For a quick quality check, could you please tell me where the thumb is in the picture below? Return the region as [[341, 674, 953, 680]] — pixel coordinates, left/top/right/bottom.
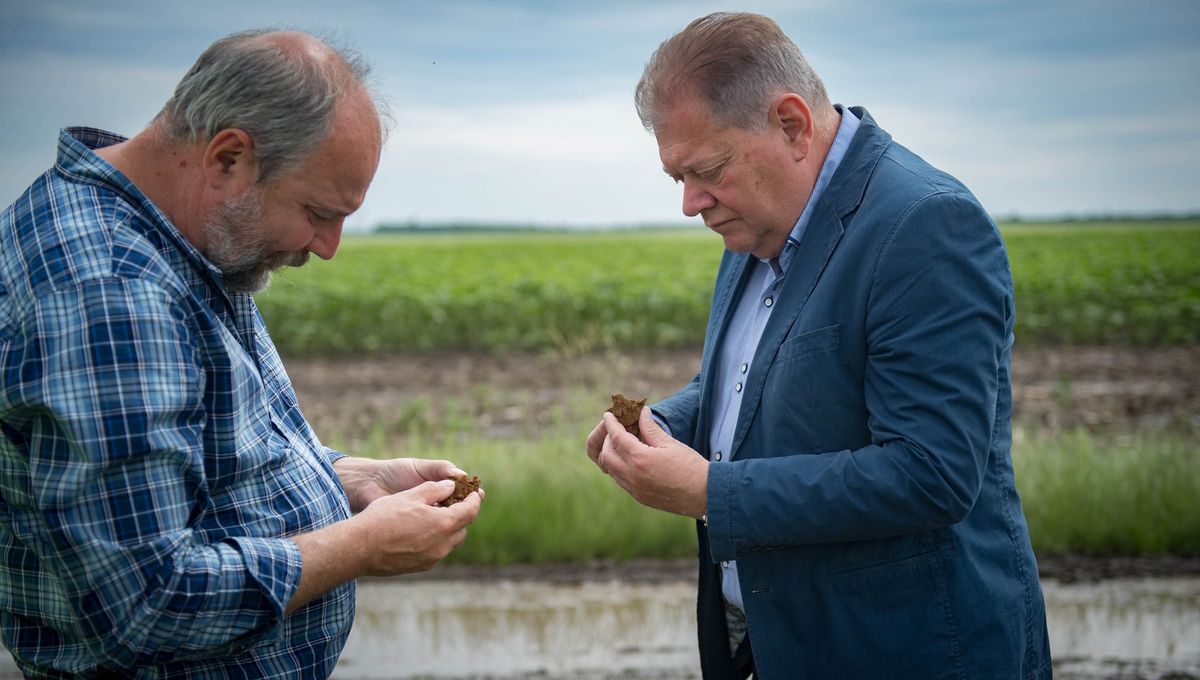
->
[[409, 479, 456, 505], [638, 406, 672, 446]]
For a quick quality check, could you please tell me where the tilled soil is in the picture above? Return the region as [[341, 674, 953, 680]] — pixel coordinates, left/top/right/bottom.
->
[[286, 346, 1200, 445]]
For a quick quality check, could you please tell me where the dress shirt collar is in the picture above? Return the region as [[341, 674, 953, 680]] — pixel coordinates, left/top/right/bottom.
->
[[764, 105, 862, 282]]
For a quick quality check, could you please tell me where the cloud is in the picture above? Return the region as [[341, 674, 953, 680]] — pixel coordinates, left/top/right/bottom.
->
[[357, 93, 686, 229]]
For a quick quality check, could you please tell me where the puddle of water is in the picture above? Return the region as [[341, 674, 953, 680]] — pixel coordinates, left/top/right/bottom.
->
[[1044, 577, 1200, 679], [2, 576, 1197, 679], [333, 579, 700, 678], [332, 576, 1200, 680]]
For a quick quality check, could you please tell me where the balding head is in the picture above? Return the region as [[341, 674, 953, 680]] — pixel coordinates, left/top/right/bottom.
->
[[635, 12, 836, 134], [157, 29, 384, 183]]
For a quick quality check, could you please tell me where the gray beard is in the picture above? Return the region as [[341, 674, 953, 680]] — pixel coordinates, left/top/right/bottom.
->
[[203, 189, 309, 294]]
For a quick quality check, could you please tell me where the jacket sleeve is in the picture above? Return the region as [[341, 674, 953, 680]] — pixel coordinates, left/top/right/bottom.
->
[[0, 278, 301, 667], [650, 373, 702, 448], [706, 193, 1013, 561]]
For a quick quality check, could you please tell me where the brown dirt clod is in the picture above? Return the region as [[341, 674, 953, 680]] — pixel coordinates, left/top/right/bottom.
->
[[608, 393, 646, 439], [438, 474, 481, 507]]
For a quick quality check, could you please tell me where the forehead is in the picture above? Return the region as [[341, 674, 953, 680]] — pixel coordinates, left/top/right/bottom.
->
[[279, 97, 381, 210], [654, 98, 736, 171]]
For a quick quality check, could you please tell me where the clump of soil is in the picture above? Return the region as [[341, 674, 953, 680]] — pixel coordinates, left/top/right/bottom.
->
[[439, 474, 481, 507], [608, 393, 646, 439]]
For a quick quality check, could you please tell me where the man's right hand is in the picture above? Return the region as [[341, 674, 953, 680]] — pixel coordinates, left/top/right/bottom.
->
[[286, 479, 482, 613]]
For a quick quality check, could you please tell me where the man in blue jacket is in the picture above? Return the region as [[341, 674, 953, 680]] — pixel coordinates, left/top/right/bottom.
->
[[587, 12, 1051, 679]]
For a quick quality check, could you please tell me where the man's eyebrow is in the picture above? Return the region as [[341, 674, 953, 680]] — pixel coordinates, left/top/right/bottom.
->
[[310, 203, 355, 218], [664, 154, 729, 177]]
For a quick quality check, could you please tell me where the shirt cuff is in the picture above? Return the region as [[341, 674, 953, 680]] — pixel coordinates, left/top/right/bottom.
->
[[227, 536, 303, 619], [651, 412, 673, 439]]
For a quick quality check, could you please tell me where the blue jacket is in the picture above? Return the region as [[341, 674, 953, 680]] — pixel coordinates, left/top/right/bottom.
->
[[653, 109, 1052, 679]]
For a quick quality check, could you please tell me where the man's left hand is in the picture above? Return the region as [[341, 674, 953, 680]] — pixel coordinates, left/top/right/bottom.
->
[[334, 457, 470, 513], [591, 407, 708, 519]]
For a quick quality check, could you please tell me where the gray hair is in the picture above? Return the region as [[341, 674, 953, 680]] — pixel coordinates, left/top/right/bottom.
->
[[158, 29, 385, 183], [635, 12, 833, 132]]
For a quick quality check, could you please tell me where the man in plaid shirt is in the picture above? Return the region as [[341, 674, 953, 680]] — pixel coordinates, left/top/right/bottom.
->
[[0, 30, 483, 678]]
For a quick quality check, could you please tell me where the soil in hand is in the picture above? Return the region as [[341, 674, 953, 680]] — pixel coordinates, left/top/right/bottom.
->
[[439, 474, 481, 507], [608, 393, 646, 439]]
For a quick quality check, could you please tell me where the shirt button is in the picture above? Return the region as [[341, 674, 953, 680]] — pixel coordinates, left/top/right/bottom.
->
[[735, 382, 743, 393], [740, 362, 748, 374], [764, 296, 774, 307], [714, 451, 723, 461], [722, 561, 730, 568]]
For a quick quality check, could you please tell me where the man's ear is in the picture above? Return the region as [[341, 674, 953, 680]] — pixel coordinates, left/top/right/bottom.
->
[[201, 128, 258, 192], [770, 93, 814, 161]]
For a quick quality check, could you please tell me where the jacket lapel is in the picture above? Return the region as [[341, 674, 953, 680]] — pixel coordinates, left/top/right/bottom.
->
[[728, 107, 891, 457], [730, 205, 844, 457]]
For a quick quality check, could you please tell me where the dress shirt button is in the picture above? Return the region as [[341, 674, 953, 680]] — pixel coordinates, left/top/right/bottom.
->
[[740, 362, 748, 373], [722, 561, 730, 568], [735, 382, 743, 393], [714, 451, 723, 461], [764, 296, 774, 307]]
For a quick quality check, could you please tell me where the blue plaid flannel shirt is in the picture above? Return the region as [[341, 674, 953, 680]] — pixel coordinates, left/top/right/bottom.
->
[[0, 128, 354, 678]]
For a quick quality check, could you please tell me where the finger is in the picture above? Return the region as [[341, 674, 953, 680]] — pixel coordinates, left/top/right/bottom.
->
[[602, 412, 642, 457], [638, 407, 671, 446], [597, 429, 622, 475], [602, 411, 630, 440], [408, 479, 457, 505], [586, 420, 606, 461], [446, 490, 483, 524], [414, 458, 466, 480]]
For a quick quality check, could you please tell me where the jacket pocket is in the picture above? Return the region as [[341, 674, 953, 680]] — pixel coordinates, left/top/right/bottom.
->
[[818, 544, 963, 677], [775, 323, 840, 365]]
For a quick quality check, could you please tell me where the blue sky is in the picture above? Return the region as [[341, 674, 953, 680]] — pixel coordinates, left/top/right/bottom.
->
[[2, 0, 1198, 230]]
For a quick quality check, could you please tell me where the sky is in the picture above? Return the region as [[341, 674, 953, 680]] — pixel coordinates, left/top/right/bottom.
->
[[2, 0, 1198, 231]]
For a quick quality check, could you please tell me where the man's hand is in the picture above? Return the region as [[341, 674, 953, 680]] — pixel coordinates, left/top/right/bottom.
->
[[587, 407, 708, 519], [334, 457, 473, 513], [287, 478, 482, 613], [351, 479, 482, 576]]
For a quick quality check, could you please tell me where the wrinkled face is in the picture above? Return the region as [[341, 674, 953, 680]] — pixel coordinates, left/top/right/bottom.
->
[[655, 96, 802, 259], [205, 93, 381, 294]]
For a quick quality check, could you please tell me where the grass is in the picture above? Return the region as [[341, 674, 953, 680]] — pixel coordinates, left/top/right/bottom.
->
[[1014, 427, 1200, 555], [340, 408, 1200, 563]]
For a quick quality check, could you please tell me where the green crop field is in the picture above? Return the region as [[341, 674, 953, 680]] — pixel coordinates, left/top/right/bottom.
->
[[259, 220, 1200, 357]]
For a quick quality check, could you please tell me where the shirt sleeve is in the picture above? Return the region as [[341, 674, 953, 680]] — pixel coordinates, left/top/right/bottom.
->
[[1, 277, 301, 667]]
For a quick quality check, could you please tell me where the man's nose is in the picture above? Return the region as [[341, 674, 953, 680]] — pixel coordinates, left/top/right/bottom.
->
[[308, 220, 344, 260], [681, 180, 716, 217]]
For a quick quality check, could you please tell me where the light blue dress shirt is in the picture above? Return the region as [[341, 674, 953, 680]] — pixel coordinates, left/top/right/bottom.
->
[[708, 106, 861, 610]]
